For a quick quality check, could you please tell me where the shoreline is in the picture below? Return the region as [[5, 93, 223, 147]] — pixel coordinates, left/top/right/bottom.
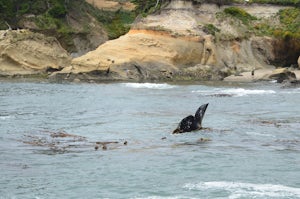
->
[[224, 68, 300, 82], [1, 66, 300, 85]]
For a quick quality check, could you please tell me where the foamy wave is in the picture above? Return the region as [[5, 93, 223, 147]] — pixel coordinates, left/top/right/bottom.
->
[[184, 181, 300, 198], [122, 83, 176, 89], [0, 115, 13, 120], [133, 197, 181, 199], [193, 88, 276, 97], [281, 88, 300, 94], [224, 88, 276, 96]]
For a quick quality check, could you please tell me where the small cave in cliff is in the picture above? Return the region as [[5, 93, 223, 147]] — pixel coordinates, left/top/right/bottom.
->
[[272, 38, 300, 67]]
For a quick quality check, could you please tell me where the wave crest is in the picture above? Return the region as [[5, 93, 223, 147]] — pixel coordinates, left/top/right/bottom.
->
[[122, 83, 176, 89], [184, 181, 300, 198], [193, 88, 276, 97]]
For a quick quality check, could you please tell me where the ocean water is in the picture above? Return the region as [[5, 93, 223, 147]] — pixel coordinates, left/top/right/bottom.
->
[[1, 81, 300, 199]]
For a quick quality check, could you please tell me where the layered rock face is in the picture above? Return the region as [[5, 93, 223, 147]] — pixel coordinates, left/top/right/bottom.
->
[[2, 1, 297, 82], [0, 30, 71, 76], [56, 30, 206, 81], [53, 0, 289, 82]]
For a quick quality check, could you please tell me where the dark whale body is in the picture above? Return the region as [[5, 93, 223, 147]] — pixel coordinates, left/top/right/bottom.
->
[[173, 103, 209, 134]]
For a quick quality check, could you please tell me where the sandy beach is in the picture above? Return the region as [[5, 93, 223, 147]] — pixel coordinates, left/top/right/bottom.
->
[[224, 68, 300, 82]]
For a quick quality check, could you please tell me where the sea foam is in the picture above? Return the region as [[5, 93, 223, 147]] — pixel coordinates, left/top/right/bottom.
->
[[223, 88, 276, 96], [133, 197, 182, 199], [193, 88, 276, 97], [122, 83, 176, 89], [184, 181, 300, 198], [0, 115, 13, 120]]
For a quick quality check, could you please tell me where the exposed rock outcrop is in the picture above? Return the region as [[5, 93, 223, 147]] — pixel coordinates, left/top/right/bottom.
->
[[51, 1, 291, 82], [2, 1, 299, 83], [15, 1, 110, 56], [267, 68, 296, 83], [0, 30, 71, 76], [52, 30, 206, 82]]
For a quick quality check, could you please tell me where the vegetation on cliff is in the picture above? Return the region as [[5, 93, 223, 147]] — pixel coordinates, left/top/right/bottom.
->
[[0, 0, 136, 51], [1, 0, 299, 41], [142, 0, 300, 6], [217, 5, 299, 66], [224, 7, 257, 24], [219, 6, 300, 39], [249, 0, 300, 6], [88, 7, 136, 39], [1, 0, 299, 81]]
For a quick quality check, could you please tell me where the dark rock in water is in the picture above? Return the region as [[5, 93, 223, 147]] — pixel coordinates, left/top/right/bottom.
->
[[102, 145, 108, 150], [268, 68, 296, 83], [281, 80, 300, 88], [208, 93, 233, 97], [95, 141, 120, 150], [197, 138, 212, 143], [95, 141, 119, 145]]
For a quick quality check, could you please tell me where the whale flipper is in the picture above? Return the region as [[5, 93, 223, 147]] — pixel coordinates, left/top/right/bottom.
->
[[173, 103, 209, 134], [195, 103, 209, 127]]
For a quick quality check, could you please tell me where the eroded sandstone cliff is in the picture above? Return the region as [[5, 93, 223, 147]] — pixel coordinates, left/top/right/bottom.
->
[[0, 30, 71, 76], [51, 1, 298, 82], [1, 0, 299, 82]]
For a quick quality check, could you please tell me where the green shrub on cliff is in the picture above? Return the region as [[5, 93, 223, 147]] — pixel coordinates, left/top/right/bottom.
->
[[103, 11, 136, 39], [253, 7, 300, 39], [86, 3, 136, 39], [132, 0, 159, 15], [48, 4, 67, 18], [274, 8, 300, 39], [0, 0, 69, 29], [249, 0, 300, 6], [0, 0, 137, 50], [224, 7, 257, 25], [279, 8, 300, 36], [203, 24, 221, 36]]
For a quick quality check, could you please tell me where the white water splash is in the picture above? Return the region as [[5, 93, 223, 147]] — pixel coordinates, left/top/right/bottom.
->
[[224, 88, 276, 96], [0, 115, 13, 120], [133, 197, 181, 199], [193, 88, 276, 97], [122, 83, 176, 89], [281, 88, 300, 94], [184, 181, 300, 198]]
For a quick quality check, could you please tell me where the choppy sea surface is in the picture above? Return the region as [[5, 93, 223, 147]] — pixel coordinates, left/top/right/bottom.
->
[[1, 81, 300, 199]]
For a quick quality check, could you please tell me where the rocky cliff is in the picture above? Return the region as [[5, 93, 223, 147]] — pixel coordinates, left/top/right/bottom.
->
[[51, 1, 299, 82], [0, 0, 136, 57], [1, 0, 299, 82], [0, 30, 71, 76]]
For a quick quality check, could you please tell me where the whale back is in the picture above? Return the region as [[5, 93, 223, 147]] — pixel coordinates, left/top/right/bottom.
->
[[173, 115, 194, 134]]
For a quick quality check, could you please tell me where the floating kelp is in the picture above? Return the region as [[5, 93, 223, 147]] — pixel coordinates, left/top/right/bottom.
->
[[21, 130, 127, 154]]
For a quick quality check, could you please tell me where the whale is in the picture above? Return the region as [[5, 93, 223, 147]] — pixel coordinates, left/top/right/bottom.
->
[[173, 103, 209, 134]]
